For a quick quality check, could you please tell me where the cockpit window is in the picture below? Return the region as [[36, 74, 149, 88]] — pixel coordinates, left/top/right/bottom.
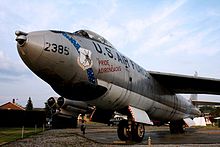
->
[[50, 30, 64, 34], [74, 30, 114, 48], [74, 30, 90, 38]]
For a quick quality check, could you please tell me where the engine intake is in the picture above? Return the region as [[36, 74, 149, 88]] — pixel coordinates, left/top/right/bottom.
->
[[47, 97, 57, 109]]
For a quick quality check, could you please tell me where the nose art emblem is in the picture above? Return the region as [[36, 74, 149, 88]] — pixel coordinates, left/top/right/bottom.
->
[[62, 32, 96, 84], [77, 47, 93, 70]]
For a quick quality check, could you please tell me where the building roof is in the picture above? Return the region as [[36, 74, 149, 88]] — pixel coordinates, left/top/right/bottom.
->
[[0, 102, 25, 110]]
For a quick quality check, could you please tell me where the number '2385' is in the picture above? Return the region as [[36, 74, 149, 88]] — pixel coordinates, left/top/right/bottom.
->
[[44, 42, 70, 55]]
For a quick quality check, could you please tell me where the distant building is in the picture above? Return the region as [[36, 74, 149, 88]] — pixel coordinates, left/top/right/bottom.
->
[[0, 99, 25, 110]]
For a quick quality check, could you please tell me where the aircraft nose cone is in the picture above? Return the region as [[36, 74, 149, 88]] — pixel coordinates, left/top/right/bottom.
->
[[16, 30, 45, 68]]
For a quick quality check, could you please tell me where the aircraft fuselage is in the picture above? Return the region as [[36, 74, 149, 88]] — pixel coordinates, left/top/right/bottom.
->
[[16, 30, 200, 123]]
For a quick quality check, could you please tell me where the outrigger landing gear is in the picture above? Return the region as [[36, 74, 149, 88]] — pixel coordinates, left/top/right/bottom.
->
[[117, 119, 145, 142]]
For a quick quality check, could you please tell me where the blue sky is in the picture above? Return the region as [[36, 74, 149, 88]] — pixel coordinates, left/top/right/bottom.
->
[[0, 0, 220, 107]]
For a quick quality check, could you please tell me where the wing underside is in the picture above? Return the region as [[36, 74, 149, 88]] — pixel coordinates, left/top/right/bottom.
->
[[149, 71, 220, 95]]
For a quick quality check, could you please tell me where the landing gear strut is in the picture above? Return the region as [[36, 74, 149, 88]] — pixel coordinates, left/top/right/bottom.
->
[[52, 114, 77, 129], [169, 120, 185, 134], [80, 114, 86, 135], [117, 120, 145, 142]]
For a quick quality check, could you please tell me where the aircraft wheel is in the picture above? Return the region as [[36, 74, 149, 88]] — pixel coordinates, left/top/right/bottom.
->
[[117, 120, 130, 141], [132, 123, 145, 142]]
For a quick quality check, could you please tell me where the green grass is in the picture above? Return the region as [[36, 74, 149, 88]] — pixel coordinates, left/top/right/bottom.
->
[[0, 127, 43, 145]]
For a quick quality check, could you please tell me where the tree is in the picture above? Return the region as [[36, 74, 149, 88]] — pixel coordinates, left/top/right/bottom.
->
[[199, 106, 215, 114], [26, 97, 33, 110], [210, 107, 220, 118]]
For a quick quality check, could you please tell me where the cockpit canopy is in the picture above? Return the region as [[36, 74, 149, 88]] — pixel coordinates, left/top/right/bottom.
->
[[74, 30, 114, 48]]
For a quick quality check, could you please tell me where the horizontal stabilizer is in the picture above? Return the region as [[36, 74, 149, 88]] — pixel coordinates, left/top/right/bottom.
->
[[128, 106, 153, 125]]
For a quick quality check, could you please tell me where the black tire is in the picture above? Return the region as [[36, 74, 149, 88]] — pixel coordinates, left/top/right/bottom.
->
[[132, 123, 145, 142], [117, 120, 129, 141]]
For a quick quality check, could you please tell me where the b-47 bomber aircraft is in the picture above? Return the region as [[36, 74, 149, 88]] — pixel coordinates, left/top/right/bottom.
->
[[15, 29, 220, 142]]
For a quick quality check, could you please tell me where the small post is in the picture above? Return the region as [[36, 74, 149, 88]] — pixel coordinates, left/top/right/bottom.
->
[[43, 124, 45, 132], [21, 126, 24, 138], [148, 136, 151, 147], [80, 114, 86, 135], [35, 124, 37, 133]]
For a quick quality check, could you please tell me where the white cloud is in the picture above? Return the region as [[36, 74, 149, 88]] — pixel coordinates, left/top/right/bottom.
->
[[165, 25, 220, 56], [1, 0, 220, 107], [0, 50, 29, 80], [117, 0, 220, 59], [207, 9, 220, 17]]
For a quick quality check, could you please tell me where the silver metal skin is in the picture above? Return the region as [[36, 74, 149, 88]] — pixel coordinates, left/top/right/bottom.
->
[[47, 96, 93, 118], [15, 30, 202, 123]]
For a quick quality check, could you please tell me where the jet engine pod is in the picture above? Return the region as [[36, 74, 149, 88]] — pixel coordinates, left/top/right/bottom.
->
[[47, 97, 58, 109], [57, 97, 65, 108], [57, 97, 89, 110]]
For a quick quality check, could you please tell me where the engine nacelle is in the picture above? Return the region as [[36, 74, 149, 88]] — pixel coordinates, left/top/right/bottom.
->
[[58, 108, 75, 117], [57, 97, 89, 110], [52, 110, 78, 128], [47, 97, 59, 109], [47, 97, 94, 115]]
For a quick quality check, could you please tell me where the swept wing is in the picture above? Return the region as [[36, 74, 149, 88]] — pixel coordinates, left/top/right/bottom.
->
[[149, 71, 220, 95]]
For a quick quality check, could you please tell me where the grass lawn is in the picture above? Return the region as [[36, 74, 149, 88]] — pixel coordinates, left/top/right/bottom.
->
[[0, 127, 43, 145]]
